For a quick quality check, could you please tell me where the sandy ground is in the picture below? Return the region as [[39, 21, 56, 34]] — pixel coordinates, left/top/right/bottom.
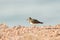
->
[[0, 24, 60, 40]]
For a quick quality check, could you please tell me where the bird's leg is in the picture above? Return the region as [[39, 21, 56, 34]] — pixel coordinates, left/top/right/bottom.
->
[[31, 24, 36, 27]]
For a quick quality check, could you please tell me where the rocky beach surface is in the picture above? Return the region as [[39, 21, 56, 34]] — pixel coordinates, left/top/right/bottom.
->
[[0, 24, 60, 40]]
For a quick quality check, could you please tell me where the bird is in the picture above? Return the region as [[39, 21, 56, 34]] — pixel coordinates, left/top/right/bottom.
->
[[27, 17, 43, 25]]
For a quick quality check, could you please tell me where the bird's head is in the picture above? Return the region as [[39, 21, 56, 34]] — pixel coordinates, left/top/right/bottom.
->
[[29, 17, 32, 20], [27, 17, 32, 21]]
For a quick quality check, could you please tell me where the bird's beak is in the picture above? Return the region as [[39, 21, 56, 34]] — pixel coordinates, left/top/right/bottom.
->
[[27, 19, 28, 21]]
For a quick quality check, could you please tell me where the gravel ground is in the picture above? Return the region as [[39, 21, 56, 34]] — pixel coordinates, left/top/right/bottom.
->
[[0, 24, 60, 40]]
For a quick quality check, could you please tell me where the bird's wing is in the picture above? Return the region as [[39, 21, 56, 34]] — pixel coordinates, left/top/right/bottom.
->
[[32, 19, 43, 24], [32, 19, 40, 23]]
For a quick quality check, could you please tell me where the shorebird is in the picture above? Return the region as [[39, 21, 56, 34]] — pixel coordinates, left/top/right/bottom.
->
[[27, 17, 43, 25]]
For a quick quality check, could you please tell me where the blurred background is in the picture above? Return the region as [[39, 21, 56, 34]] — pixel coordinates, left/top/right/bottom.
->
[[0, 0, 60, 27]]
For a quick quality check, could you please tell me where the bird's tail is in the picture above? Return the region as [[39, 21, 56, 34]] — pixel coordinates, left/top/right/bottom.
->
[[40, 22, 43, 24]]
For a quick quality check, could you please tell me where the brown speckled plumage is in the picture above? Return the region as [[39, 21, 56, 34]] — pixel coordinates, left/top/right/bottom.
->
[[28, 17, 43, 24]]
